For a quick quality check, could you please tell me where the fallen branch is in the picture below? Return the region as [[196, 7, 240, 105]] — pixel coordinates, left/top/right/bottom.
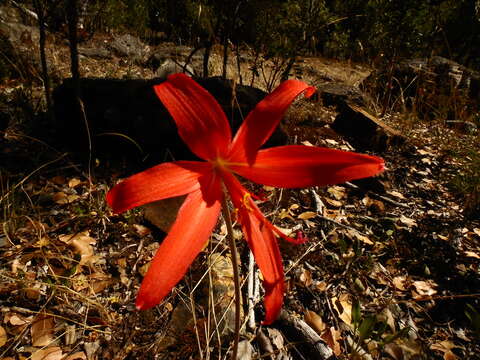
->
[[276, 310, 335, 359]]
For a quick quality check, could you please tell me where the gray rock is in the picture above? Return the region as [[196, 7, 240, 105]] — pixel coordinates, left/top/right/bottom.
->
[[108, 34, 150, 61], [155, 58, 195, 80]]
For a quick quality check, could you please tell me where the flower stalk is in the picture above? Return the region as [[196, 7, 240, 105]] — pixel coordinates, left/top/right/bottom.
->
[[221, 194, 241, 360]]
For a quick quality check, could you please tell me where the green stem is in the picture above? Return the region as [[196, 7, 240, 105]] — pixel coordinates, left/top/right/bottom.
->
[[221, 195, 241, 360]]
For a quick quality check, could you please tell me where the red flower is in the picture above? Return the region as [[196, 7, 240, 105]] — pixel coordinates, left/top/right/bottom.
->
[[106, 74, 384, 324]]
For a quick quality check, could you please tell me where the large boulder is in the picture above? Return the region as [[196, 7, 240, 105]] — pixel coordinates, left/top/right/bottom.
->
[[331, 102, 405, 152], [52, 76, 286, 162]]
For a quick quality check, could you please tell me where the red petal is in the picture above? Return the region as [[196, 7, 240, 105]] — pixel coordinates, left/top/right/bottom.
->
[[228, 81, 315, 164], [230, 145, 384, 188], [107, 161, 211, 213], [154, 74, 231, 160], [222, 172, 285, 324], [136, 177, 222, 310]]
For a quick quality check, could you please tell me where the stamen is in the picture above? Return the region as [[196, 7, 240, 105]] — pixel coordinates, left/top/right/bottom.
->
[[242, 193, 253, 211]]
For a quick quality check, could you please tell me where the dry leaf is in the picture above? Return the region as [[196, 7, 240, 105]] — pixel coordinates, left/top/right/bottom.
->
[[444, 351, 459, 360], [325, 197, 343, 207], [473, 228, 480, 237], [332, 293, 352, 325], [68, 178, 82, 188], [89, 272, 112, 293], [304, 310, 326, 334], [297, 211, 317, 220], [279, 208, 294, 220], [387, 190, 406, 200], [362, 196, 385, 212], [347, 229, 374, 245], [384, 343, 404, 360], [327, 186, 346, 200], [64, 352, 87, 360], [237, 340, 253, 360], [0, 325, 7, 347], [299, 268, 312, 287], [315, 280, 327, 292], [53, 192, 80, 204], [380, 308, 396, 332], [321, 327, 342, 356], [430, 340, 458, 355], [5, 313, 31, 326], [31, 347, 63, 360], [392, 276, 407, 291], [31, 315, 54, 346], [412, 280, 437, 298], [59, 231, 96, 265], [464, 251, 480, 259], [133, 224, 151, 236], [398, 215, 417, 228]]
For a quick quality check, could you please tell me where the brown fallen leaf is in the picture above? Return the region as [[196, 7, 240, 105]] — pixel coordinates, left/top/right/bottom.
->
[[327, 186, 346, 200], [31, 315, 55, 347], [304, 310, 326, 335], [430, 340, 460, 360], [331, 293, 352, 326], [64, 352, 87, 360], [387, 190, 406, 200], [0, 325, 7, 347], [346, 229, 374, 245], [392, 275, 408, 291], [398, 215, 417, 228], [297, 211, 317, 220], [325, 197, 343, 207], [59, 231, 97, 265], [464, 251, 480, 259], [132, 224, 151, 236], [299, 268, 312, 287], [68, 178, 82, 188], [321, 327, 342, 356], [53, 192, 80, 204], [412, 280, 438, 298], [5, 312, 31, 326], [31, 347, 63, 360]]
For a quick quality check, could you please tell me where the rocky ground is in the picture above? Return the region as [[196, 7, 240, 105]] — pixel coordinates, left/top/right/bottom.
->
[[1, 5, 480, 360]]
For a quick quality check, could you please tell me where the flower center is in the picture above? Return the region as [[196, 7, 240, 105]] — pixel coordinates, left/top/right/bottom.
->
[[211, 157, 230, 170]]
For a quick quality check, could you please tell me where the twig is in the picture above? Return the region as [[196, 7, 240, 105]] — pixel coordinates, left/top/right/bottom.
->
[[344, 182, 409, 208], [309, 188, 367, 234], [247, 250, 257, 330], [0, 153, 67, 204], [221, 195, 241, 360], [318, 213, 366, 234]]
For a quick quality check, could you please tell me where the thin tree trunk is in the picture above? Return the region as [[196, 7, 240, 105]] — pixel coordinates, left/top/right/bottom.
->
[[66, 0, 80, 85], [33, 0, 52, 115], [235, 42, 243, 85], [203, 40, 211, 77], [222, 35, 228, 79]]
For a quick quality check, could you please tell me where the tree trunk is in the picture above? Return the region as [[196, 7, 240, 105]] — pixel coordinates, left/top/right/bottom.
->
[[66, 0, 80, 84], [33, 0, 52, 115]]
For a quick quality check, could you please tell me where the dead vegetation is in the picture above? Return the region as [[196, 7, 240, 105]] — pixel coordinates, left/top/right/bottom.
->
[[1, 23, 480, 360]]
